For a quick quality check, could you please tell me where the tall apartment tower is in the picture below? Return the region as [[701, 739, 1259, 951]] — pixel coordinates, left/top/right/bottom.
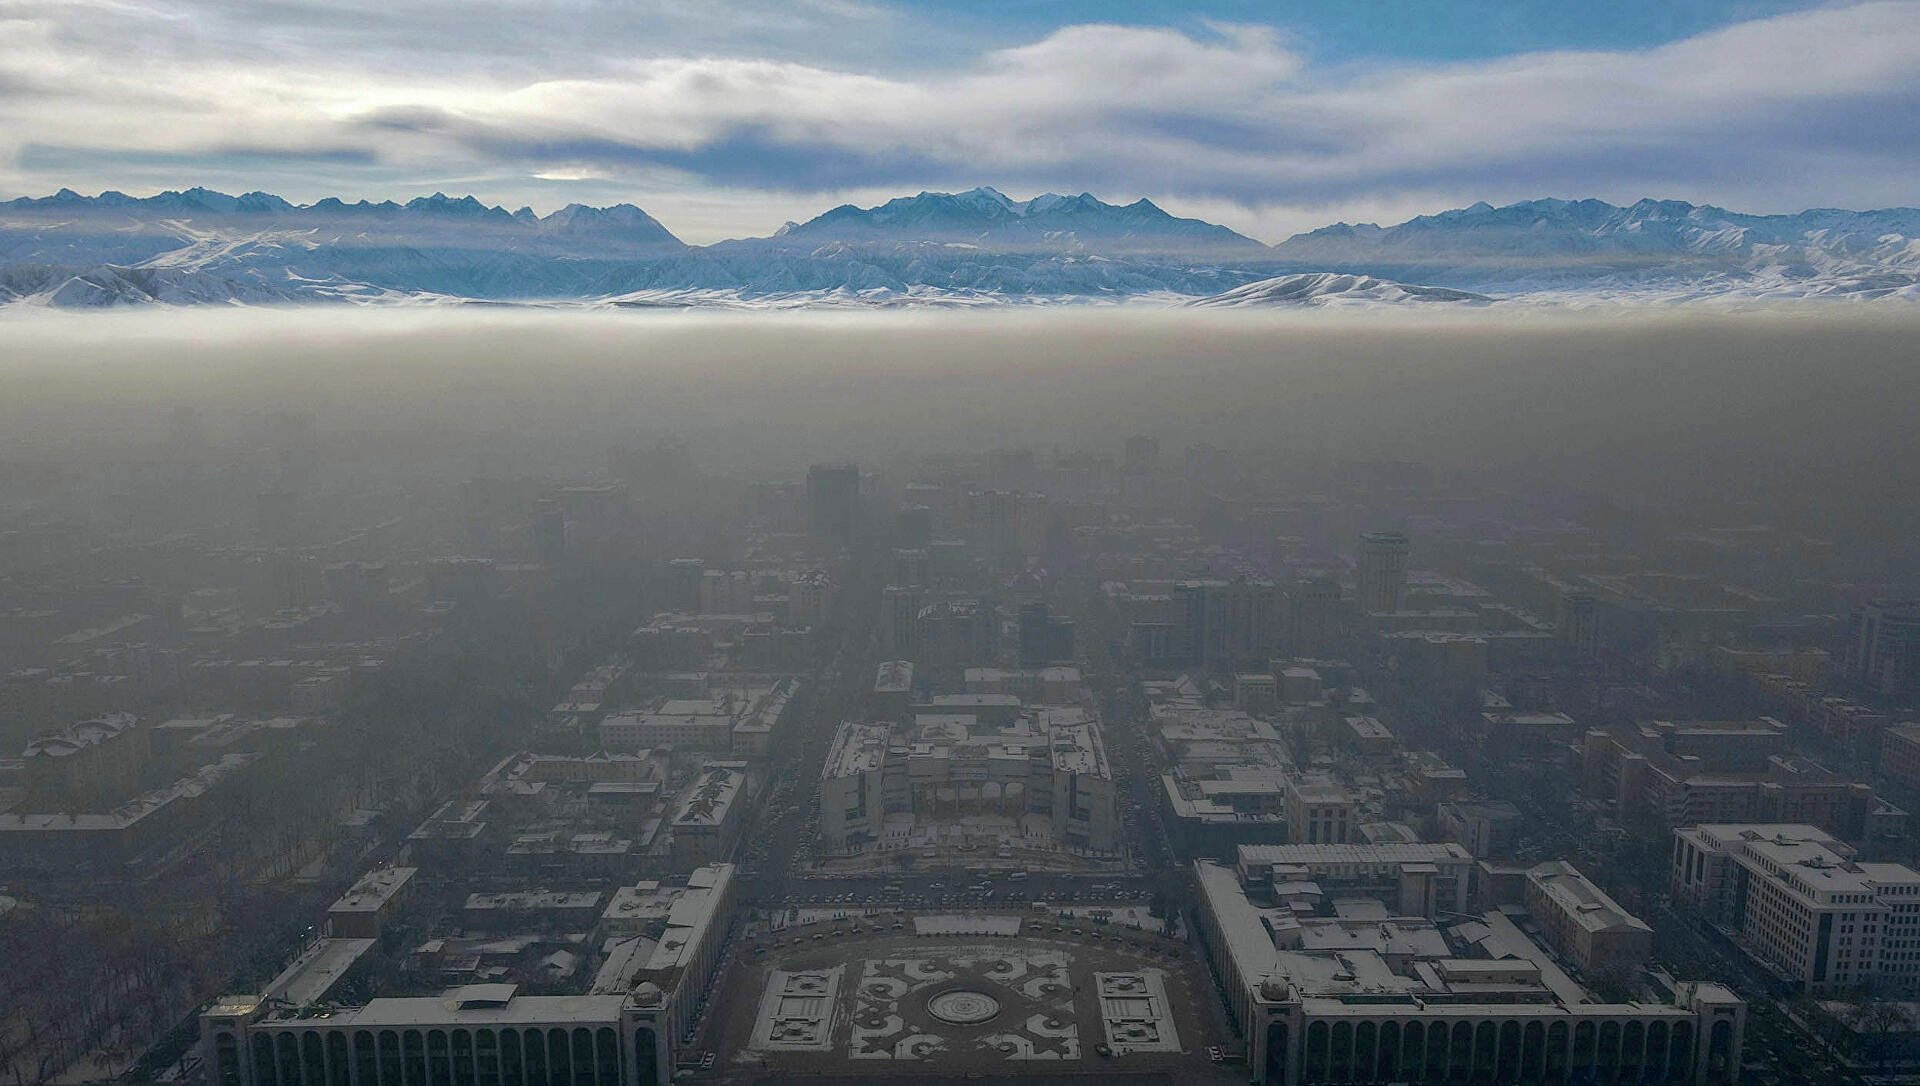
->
[[1123, 434, 1160, 475], [1355, 531, 1409, 614], [666, 557, 705, 612], [1557, 590, 1601, 659], [1852, 599, 1920, 695], [806, 463, 860, 541], [1285, 575, 1342, 657]]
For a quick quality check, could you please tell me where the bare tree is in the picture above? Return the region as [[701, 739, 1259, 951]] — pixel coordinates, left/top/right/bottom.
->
[[1842, 996, 1913, 1071]]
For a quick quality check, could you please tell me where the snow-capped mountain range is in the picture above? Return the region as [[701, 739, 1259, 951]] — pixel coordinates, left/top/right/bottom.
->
[[1188, 273, 1491, 308], [1269, 197, 1920, 301], [771, 186, 1266, 258], [3, 187, 1918, 309]]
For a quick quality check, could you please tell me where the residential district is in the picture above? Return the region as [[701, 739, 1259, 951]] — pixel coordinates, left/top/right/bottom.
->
[[5, 434, 1920, 1086]]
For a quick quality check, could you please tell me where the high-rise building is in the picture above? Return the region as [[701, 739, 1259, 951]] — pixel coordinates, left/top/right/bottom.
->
[[1556, 591, 1600, 659], [1356, 531, 1410, 614], [892, 547, 929, 587], [1174, 578, 1283, 667], [1285, 575, 1342, 658], [1850, 599, 1920, 695], [895, 505, 933, 548], [1123, 434, 1160, 475], [665, 557, 704, 613], [1017, 601, 1075, 666], [787, 569, 834, 629], [805, 463, 860, 540], [880, 585, 925, 657], [532, 499, 566, 566]]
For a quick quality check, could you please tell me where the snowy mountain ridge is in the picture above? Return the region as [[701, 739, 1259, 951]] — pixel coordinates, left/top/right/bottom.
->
[[1188, 273, 1492, 308], [4, 189, 1920, 309], [765, 186, 1267, 257]]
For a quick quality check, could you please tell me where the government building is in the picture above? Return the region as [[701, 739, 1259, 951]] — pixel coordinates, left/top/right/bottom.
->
[[1195, 847, 1745, 1085], [198, 865, 736, 1086]]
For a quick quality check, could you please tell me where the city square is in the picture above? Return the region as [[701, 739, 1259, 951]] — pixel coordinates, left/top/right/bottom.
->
[[705, 921, 1229, 1080]]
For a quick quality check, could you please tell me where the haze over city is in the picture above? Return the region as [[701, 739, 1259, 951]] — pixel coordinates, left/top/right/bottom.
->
[[4, 4, 1920, 1086]]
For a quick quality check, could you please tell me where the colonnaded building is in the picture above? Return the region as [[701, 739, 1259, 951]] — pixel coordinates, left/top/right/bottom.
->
[[198, 865, 736, 1086], [1195, 847, 1746, 1086]]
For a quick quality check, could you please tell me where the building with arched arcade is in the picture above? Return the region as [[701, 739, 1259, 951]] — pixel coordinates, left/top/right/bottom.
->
[[199, 865, 736, 1086]]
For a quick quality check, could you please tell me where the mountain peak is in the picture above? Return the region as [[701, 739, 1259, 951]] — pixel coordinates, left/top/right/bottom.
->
[[768, 187, 1264, 255]]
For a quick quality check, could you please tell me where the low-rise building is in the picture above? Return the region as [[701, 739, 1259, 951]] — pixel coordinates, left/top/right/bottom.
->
[[1235, 673, 1278, 715], [1882, 724, 1920, 790], [1236, 842, 1474, 918], [1479, 711, 1583, 750], [463, 890, 604, 931], [1437, 799, 1522, 859], [1523, 861, 1654, 981], [818, 707, 1120, 854], [327, 866, 418, 938], [667, 762, 748, 870], [1583, 723, 1876, 837], [1160, 773, 1291, 858], [727, 678, 798, 759], [600, 702, 736, 754], [962, 666, 1082, 705], [1285, 777, 1356, 845], [21, 711, 146, 811], [599, 684, 794, 757], [0, 751, 262, 873], [1341, 716, 1397, 756]]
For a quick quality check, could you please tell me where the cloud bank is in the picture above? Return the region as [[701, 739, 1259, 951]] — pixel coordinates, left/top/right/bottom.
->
[[1, 1, 1918, 240]]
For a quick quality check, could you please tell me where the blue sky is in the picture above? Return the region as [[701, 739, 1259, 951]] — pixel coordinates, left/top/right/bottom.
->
[[895, 0, 1814, 63], [1, 0, 1915, 243]]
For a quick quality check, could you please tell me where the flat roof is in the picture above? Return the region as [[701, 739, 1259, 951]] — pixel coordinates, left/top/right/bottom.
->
[[824, 722, 891, 778], [306, 993, 627, 1028], [1194, 860, 1289, 994], [330, 867, 417, 914], [1050, 722, 1110, 778], [643, 864, 733, 977], [873, 660, 914, 693], [22, 713, 137, 758], [671, 765, 745, 828], [264, 939, 376, 1008], [1240, 842, 1471, 867], [1288, 778, 1352, 805], [1345, 716, 1395, 739], [602, 710, 734, 730], [465, 891, 602, 911], [1527, 862, 1651, 935]]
